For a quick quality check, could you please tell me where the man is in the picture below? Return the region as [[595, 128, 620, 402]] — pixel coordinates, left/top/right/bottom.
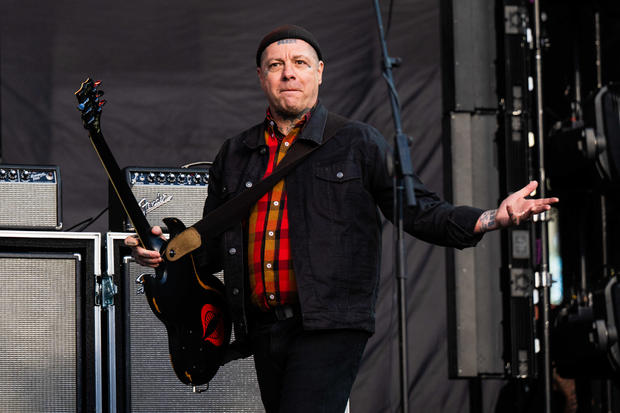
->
[[127, 25, 558, 413]]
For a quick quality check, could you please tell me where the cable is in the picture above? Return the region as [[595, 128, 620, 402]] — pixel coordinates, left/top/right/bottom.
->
[[180, 161, 213, 169], [65, 207, 109, 232]]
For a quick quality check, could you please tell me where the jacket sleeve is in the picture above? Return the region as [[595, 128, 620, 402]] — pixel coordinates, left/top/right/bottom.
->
[[365, 126, 484, 249]]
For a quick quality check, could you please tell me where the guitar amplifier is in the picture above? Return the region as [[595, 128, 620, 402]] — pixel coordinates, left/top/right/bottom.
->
[[109, 166, 210, 233], [0, 165, 62, 230], [105, 233, 262, 412]]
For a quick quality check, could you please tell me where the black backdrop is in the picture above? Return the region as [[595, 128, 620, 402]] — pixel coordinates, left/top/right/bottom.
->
[[1, 1, 497, 411]]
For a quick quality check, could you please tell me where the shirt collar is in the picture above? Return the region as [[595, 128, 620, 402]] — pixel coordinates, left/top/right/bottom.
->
[[243, 101, 327, 149]]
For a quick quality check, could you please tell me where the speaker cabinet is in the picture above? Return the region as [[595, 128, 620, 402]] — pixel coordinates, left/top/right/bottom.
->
[[446, 113, 504, 378], [0, 231, 102, 413], [0, 165, 62, 230], [105, 233, 262, 413]]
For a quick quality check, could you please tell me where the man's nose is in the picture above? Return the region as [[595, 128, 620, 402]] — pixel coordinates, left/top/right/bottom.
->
[[281, 63, 296, 79]]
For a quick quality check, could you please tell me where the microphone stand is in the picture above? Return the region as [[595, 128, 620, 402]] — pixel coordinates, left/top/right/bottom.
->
[[373, 1, 417, 412], [532, 0, 552, 411]]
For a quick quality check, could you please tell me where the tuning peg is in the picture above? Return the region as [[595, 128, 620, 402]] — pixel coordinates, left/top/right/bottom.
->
[[77, 97, 89, 111]]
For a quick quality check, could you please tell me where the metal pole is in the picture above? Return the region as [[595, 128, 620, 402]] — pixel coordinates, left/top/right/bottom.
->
[[532, 1, 552, 412], [372, 1, 417, 411], [595, 12, 602, 90], [394, 177, 408, 413]]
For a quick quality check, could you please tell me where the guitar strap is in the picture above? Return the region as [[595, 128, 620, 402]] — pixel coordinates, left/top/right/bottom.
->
[[164, 112, 349, 261]]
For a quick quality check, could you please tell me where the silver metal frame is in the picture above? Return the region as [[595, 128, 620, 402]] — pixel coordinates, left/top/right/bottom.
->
[[105, 231, 170, 413], [0, 230, 102, 413]]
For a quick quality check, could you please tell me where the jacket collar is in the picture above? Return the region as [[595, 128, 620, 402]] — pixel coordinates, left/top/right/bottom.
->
[[242, 101, 327, 149], [298, 102, 327, 146]]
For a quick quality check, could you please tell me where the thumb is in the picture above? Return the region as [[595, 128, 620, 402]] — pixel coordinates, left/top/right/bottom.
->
[[517, 181, 538, 197]]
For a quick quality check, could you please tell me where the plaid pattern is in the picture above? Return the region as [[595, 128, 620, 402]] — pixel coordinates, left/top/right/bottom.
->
[[247, 110, 309, 311]]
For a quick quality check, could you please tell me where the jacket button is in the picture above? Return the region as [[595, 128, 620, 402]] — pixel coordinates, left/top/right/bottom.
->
[[228, 247, 237, 255], [222, 185, 228, 193], [336, 171, 344, 179], [245, 181, 253, 188], [232, 288, 240, 296]]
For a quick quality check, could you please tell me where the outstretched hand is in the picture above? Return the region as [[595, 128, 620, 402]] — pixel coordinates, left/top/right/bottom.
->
[[475, 181, 559, 233]]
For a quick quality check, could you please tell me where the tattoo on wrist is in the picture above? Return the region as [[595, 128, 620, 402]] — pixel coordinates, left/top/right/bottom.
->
[[479, 209, 497, 231]]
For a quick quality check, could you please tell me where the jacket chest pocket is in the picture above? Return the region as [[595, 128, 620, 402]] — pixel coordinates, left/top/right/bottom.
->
[[313, 160, 364, 216]]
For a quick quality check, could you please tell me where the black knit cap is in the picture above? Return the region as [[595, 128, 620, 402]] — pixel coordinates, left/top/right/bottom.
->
[[256, 24, 323, 67]]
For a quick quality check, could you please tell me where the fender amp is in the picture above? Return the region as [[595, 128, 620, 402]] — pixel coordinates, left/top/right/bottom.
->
[[105, 232, 262, 412], [0, 165, 62, 230], [109, 166, 210, 232]]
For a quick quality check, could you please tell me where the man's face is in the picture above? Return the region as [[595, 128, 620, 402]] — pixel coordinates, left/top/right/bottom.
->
[[257, 39, 324, 119]]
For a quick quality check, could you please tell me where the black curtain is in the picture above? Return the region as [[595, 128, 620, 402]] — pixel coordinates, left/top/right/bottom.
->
[[1, 0, 480, 411]]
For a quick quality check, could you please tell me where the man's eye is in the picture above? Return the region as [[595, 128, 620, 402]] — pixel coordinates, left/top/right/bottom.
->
[[295, 60, 307, 65]]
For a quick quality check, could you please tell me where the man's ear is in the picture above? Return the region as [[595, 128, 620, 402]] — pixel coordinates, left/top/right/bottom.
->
[[317, 61, 324, 85], [257, 66, 267, 92]]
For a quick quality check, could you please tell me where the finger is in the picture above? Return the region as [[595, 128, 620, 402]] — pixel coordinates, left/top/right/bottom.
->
[[135, 259, 160, 268], [151, 226, 163, 236], [517, 180, 538, 197], [136, 257, 162, 267], [529, 204, 552, 215], [133, 248, 161, 259], [124, 235, 140, 247], [132, 249, 162, 267], [536, 197, 559, 205]]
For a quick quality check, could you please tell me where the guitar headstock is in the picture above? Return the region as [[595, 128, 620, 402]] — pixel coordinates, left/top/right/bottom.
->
[[75, 77, 105, 134]]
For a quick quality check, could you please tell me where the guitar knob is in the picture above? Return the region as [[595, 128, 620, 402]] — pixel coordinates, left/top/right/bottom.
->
[[147, 172, 156, 183], [167, 173, 176, 183], [178, 173, 186, 183], [20, 170, 30, 181], [0, 169, 6, 179], [157, 173, 166, 183], [195, 173, 202, 183], [8, 169, 17, 180]]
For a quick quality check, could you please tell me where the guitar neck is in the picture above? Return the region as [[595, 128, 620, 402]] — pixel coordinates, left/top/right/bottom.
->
[[89, 130, 157, 250]]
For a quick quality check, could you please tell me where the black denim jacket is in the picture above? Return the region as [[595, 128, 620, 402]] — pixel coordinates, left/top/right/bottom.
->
[[200, 102, 484, 343]]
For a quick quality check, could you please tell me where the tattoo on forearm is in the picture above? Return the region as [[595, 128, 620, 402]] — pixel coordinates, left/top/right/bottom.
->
[[479, 209, 497, 232]]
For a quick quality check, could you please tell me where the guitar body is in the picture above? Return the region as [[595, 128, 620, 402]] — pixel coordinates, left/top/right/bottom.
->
[[75, 78, 231, 386], [144, 218, 231, 385]]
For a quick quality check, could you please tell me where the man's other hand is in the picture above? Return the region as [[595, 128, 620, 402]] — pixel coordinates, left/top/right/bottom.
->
[[123, 226, 165, 267]]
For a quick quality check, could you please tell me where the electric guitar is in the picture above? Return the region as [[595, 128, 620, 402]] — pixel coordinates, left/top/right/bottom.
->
[[75, 78, 231, 386]]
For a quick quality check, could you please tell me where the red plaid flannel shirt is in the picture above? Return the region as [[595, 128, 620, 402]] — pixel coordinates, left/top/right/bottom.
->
[[246, 109, 309, 311]]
